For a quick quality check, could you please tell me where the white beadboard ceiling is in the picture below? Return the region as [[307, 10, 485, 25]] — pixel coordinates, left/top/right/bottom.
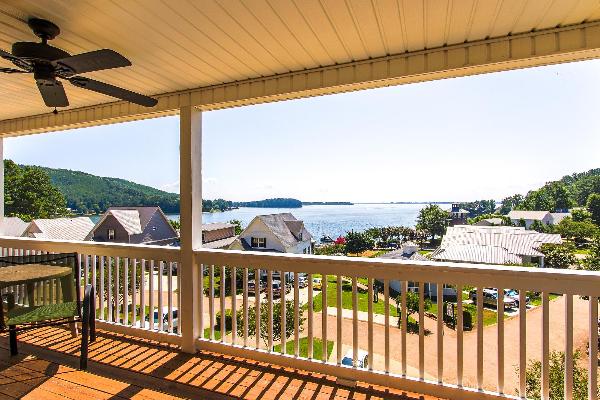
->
[[1, 0, 599, 122]]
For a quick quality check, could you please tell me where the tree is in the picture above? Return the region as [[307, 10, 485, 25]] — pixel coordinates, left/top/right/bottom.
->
[[587, 193, 600, 226], [4, 160, 69, 221], [572, 208, 592, 222], [579, 236, 600, 271], [467, 214, 512, 226], [395, 291, 431, 332], [521, 350, 594, 400], [344, 231, 374, 255], [416, 204, 448, 241], [555, 217, 599, 246], [228, 219, 243, 235], [498, 194, 524, 215], [168, 219, 181, 231], [540, 243, 577, 269], [237, 300, 305, 347]]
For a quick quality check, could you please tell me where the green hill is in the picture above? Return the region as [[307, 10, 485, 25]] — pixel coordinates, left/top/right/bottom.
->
[[37, 166, 180, 215]]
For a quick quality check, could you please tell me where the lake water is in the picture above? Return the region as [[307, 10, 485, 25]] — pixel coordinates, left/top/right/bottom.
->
[[166, 203, 433, 240]]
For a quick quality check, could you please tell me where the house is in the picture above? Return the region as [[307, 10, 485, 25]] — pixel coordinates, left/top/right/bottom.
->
[[430, 225, 562, 267], [507, 210, 553, 228], [550, 212, 571, 225], [0, 217, 29, 237], [23, 217, 95, 241], [377, 242, 456, 300], [201, 223, 237, 249], [447, 204, 469, 226], [474, 217, 504, 226], [86, 206, 178, 245], [229, 213, 312, 254]]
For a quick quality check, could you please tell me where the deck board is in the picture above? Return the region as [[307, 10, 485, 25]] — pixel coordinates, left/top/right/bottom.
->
[[0, 327, 444, 399]]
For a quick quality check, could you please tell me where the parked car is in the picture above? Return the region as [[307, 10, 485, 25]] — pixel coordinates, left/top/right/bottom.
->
[[297, 275, 308, 288], [469, 288, 517, 309], [341, 349, 369, 369], [312, 277, 322, 290], [503, 289, 530, 307], [248, 279, 265, 295], [136, 306, 179, 333], [272, 280, 283, 298]]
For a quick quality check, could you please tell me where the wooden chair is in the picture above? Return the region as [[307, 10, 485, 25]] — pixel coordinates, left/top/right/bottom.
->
[[0, 252, 95, 369]]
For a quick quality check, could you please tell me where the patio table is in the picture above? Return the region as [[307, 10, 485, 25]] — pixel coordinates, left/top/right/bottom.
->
[[0, 264, 75, 304]]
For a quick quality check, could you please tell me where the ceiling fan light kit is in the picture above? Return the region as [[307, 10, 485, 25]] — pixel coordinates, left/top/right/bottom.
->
[[0, 17, 158, 109]]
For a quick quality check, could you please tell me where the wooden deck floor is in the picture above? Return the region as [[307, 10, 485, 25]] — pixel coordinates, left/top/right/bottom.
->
[[0, 327, 445, 400]]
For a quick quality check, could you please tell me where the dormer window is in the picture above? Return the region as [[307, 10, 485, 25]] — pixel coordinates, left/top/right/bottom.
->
[[299, 232, 303, 240], [107, 229, 115, 240], [251, 237, 266, 248]]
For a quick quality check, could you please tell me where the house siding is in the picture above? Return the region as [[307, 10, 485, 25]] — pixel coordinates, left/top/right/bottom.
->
[[91, 215, 130, 243]]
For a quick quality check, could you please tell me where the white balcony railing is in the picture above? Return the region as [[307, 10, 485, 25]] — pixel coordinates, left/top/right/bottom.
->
[[1, 236, 599, 400]]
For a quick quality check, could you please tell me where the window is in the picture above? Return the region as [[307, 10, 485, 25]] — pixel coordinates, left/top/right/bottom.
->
[[107, 229, 115, 240], [251, 237, 266, 248]]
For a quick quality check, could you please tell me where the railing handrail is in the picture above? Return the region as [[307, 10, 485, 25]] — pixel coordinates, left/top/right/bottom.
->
[[0, 236, 180, 261], [195, 248, 600, 296]]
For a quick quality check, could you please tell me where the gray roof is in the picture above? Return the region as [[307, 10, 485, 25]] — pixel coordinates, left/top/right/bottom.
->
[[202, 235, 237, 249], [0, 217, 28, 237], [508, 210, 550, 221], [254, 213, 312, 248], [430, 225, 562, 265], [550, 212, 571, 224], [25, 217, 95, 241], [107, 206, 161, 230], [378, 249, 429, 261], [87, 206, 177, 242], [474, 218, 503, 226], [202, 223, 234, 232]]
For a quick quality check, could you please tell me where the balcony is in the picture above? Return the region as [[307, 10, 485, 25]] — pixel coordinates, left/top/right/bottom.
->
[[0, 236, 598, 400]]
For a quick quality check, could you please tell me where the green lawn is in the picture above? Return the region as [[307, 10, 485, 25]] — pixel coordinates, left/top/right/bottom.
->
[[202, 326, 231, 340], [310, 275, 398, 317], [527, 293, 561, 307], [273, 337, 334, 360]]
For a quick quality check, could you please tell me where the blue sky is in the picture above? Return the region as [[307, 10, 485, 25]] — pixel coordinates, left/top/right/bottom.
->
[[5, 59, 600, 203]]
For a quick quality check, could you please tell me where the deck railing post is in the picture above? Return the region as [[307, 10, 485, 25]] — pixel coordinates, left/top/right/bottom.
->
[[179, 105, 202, 353]]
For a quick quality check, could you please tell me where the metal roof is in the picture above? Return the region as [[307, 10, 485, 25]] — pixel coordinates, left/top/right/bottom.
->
[[0, 217, 29, 237], [1, 1, 600, 135], [25, 216, 94, 241], [507, 210, 551, 221]]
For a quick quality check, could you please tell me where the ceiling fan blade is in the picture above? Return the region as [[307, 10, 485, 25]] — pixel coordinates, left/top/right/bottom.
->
[[0, 67, 26, 74], [37, 80, 69, 107], [56, 49, 131, 75], [68, 77, 157, 107]]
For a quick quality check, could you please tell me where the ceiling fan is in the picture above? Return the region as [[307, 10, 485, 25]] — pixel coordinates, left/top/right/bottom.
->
[[0, 18, 158, 110]]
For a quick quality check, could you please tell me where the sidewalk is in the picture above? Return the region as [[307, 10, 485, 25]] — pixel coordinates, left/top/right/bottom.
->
[[326, 306, 399, 326]]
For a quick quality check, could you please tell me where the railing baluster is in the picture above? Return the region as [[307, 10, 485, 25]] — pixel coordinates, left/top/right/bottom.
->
[[419, 282, 425, 379], [199, 263, 204, 337], [565, 293, 573, 400], [231, 266, 237, 345], [124, 258, 129, 326], [220, 265, 226, 343], [322, 273, 327, 362], [384, 279, 390, 373], [84, 254, 89, 288], [542, 292, 550, 400], [209, 264, 215, 340], [99, 256, 105, 320], [437, 283, 443, 383], [167, 261, 173, 333], [148, 260, 154, 330], [243, 267, 248, 347], [132, 258, 137, 326], [457, 283, 463, 386], [589, 296, 598, 400], [352, 276, 358, 367], [92, 255, 97, 313], [401, 280, 407, 376], [519, 289, 527, 398], [368, 277, 373, 370], [177, 261, 181, 332], [115, 257, 120, 324], [498, 287, 505, 394], [157, 260, 163, 332], [280, 270, 286, 355], [294, 271, 299, 356], [477, 286, 484, 390], [140, 259, 146, 327], [267, 269, 273, 351], [308, 272, 313, 358], [107, 256, 113, 322], [256, 268, 261, 350], [337, 275, 342, 364]]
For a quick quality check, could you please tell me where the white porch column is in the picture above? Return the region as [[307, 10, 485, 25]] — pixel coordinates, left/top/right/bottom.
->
[[179, 106, 202, 353]]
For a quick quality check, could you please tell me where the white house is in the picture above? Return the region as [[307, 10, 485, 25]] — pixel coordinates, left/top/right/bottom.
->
[[229, 213, 312, 254], [431, 225, 562, 267], [507, 210, 551, 228]]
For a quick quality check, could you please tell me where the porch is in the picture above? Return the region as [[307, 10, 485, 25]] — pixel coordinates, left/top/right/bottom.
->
[[0, 325, 439, 400]]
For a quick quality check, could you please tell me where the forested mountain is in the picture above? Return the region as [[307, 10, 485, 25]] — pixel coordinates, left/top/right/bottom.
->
[[39, 166, 180, 214], [233, 198, 302, 208]]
